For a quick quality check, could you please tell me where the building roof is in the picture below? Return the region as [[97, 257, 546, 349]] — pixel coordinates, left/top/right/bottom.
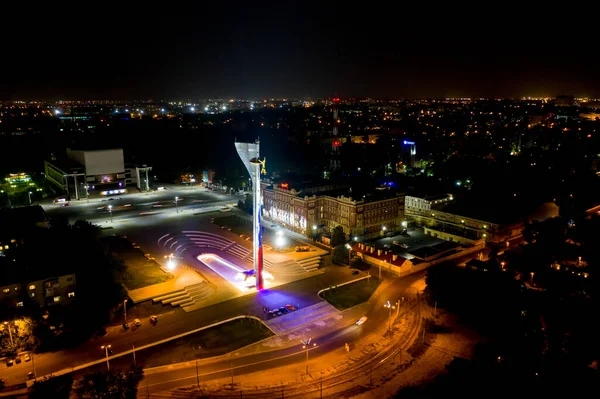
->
[[0, 257, 74, 287], [352, 243, 411, 268]]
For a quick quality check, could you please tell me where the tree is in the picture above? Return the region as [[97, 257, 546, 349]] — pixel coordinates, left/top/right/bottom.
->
[[30, 374, 73, 399], [0, 317, 36, 357], [73, 367, 144, 399], [330, 226, 346, 247], [332, 244, 349, 265]]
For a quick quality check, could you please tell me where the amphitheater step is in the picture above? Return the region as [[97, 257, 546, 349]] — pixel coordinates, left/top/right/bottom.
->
[[152, 289, 186, 303], [161, 293, 190, 305], [171, 298, 195, 307]]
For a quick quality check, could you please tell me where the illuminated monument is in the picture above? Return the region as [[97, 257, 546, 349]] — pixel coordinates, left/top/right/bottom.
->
[[234, 140, 266, 290]]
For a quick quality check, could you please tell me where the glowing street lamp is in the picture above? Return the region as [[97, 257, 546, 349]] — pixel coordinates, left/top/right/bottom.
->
[[165, 253, 176, 270], [384, 300, 396, 332], [108, 205, 113, 222], [28, 191, 32, 205], [101, 345, 112, 371], [175, 196, 179, 212], [275, 231, 285, 251], [345, 243, 352, 265], [300, 338, 316, 374]]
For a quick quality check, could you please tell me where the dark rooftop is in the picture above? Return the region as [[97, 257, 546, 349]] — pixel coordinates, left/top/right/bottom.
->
[[0, 206, 48, 238]]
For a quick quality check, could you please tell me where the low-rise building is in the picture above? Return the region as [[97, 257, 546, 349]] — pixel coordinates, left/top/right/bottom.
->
[[44, 147, 152, 199], [0, 270, 76, 309]]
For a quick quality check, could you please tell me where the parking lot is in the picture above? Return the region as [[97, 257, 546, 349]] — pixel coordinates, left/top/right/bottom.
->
[[365, 227, 445, 258]]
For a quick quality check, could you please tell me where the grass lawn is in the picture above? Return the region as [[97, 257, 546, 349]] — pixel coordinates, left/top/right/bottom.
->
[[106, 318, 273, 370], [214, 214, 253, 236], [321, 277, 381, 310], [103, 236, 172, 290]]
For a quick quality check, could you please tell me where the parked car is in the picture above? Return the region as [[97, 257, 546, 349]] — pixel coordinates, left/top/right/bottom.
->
[[285, 304, 296, 311], [351, 269, 360, 275], [400, 243, 409, 249], [28, 372, 35, 380], [133, 318, 141, 327], [5, 358, 14, 367], [382, 244, 390, 249], [15, 356, 21, 364], [393, 240, 400, 246], [24, 353, 31, 362], [356, 316, 368, 325], [149, 315, 158, 325], [279, 307, 289, 314]]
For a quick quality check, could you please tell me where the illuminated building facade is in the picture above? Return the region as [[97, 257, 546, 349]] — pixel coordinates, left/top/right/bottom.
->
[[234, 140, 264, 290], [44, 148, 152, 199], [262, 182, 405, 239]]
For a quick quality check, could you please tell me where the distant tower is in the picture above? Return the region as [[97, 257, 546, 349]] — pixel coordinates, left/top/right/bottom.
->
[[403, 140, 417, 167], [330, 97, 341, 171]]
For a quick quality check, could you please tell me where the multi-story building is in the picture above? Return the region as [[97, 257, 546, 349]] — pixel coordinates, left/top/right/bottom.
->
[[405, 193, 454, 215], [0, 206, 75, 309], [0, 271, 76, 309], [406, 194, 523, 245], [262, 181, 405, 239], [44, 147, 152, 199]]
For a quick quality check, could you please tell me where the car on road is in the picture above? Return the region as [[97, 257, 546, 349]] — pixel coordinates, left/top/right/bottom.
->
[[93, 327, 107, 338], [28, 372, 35, 380], [133, 318, 141, 327], [239, 234, 249, 240], [144, 254, 155, 260], [393, 240, 400, 246], [279, 307, 289, 314], [149, 315, 158, 325], [15, 356, 21, 364], [356, 316, 368, 325], [270, 224, 278, 228], [399, 243, 409, 249], [382, 244, 390, 249], [24, 353, 31, 362], [351, 269, 360, 275], [285, 304, 295, 311], [5, 358, 14, 367], [123, 322, 130, 330]]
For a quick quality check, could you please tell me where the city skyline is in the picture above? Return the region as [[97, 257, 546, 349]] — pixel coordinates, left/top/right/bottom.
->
[[2, 4, 599, 100]]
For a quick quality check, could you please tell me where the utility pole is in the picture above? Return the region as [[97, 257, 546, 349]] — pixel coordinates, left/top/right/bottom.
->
[[196, 359, 200, 388], [123, 299, 127, 325], [4, 322, 13, 346], [132, 344, 136, 367], [230, 360, 234, 386]]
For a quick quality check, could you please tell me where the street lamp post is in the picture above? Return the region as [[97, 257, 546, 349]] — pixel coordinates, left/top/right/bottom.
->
[[345, 244, 352, 265], [301, 338, 316, 374], [84, 185, 89, 202], [101, 345, 112, 371], [165, 253, 176, 270], [3, 321, 14, 346], [28, 191, 32, 205], [384, 300, 396, 332], [123, 299, 127, 326], [276, 231, 285, 252], [175, 196, 179, 213], [108, 205, 113, 222]]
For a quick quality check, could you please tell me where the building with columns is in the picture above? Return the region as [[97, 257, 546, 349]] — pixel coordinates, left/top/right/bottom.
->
[[44, 147, 152, 199], [262, 181, 405, 240]]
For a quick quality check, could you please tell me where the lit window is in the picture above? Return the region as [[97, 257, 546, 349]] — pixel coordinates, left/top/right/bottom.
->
[[31, 293, 35, 298], [16, 302, 24, 307], [29, 284, 36, 290], [3, 245, 7, 250], [14, 286, 19, 291], [68, 292, 75, 298], [53, 296, 60, 303], [2, 288, 9, 293]]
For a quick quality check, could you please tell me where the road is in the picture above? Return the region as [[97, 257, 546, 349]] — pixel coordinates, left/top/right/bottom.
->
[[138, 272, 425, 395], [42, 185, 242, 225], [1, 264, 363, 386]]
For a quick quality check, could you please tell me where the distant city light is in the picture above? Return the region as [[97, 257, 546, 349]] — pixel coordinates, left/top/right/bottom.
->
[[125, 109, 129, 112], [204, 106, 209, 111], [221, 106, 227, 111], [161, 108, 165, 112], [54, 109, 60, 115], [190, 107, 195, 112], [456, 181, 462, 186]]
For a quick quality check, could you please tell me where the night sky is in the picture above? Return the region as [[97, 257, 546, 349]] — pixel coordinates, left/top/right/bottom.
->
[[3, 3, 598, 100]]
